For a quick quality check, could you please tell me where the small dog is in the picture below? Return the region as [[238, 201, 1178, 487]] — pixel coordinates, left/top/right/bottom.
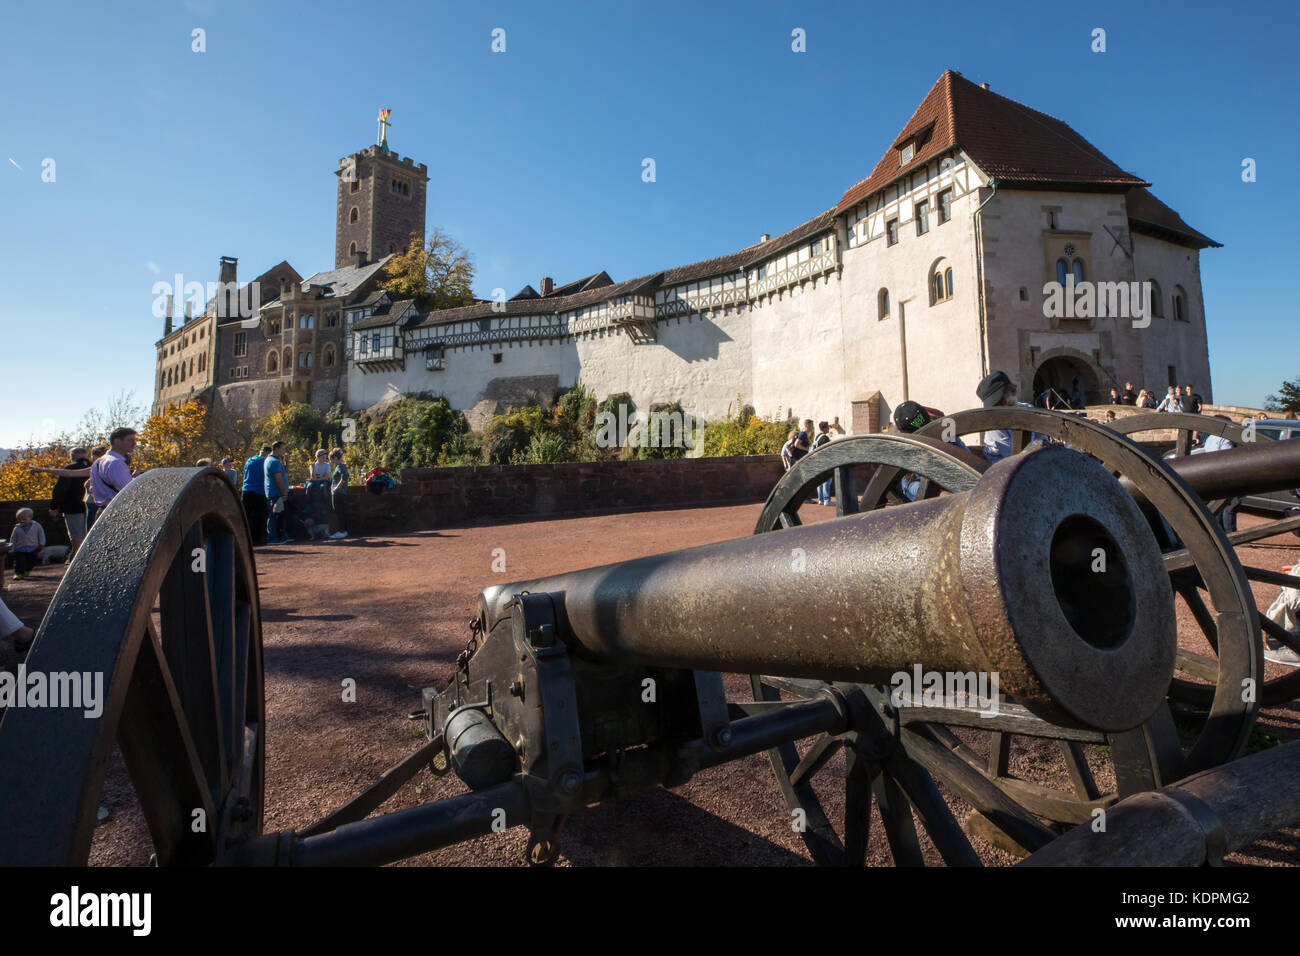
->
[[38, 545, 70, 565]]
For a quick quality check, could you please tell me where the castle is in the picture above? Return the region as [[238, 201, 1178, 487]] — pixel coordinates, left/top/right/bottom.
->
[[154, 71, 1218, 434]]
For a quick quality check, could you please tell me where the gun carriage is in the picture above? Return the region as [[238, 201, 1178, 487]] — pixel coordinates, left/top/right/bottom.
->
[[2, 408, 1299, 867]]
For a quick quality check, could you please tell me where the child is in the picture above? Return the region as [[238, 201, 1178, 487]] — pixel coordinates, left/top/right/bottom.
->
[[9, 508, 46, 579]]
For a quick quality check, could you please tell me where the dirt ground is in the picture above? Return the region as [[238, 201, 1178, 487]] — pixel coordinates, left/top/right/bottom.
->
[[5, 501, 1300, 867]]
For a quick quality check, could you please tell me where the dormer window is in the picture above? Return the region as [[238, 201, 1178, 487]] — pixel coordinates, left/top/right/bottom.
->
[[899, 142, 915, 165]]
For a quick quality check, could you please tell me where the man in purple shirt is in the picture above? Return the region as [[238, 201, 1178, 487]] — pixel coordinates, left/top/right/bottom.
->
[[90, 427, 138, 507]]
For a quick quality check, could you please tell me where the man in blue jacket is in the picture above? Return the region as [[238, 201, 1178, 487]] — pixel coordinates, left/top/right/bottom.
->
[[242, 445, 271, 545]]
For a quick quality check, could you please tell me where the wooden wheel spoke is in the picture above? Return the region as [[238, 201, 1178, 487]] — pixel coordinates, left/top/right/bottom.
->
[[118, 620, 218, 865], [777, 510, 801, 529], [842, 750, 877, 867], [1261, 614, 1300, 654], [160, 524, 228, 805], [1058, 740, 1101, 802], [1175, 647, 1221, 682], [881, 751, 981, 867], [871, 771, 924, 866], [1177, 585, 1219, 653], [902, 726, 1055, 855], [788, 734, 842, 788], [833, 466, 858, 516]]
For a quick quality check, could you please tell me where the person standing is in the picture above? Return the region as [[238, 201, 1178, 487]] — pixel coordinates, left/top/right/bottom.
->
[[1202, 419, 1240, 532], [1155, 387, 1182, 413], [829, 416, 847, 438], [328, 448, 350, 540], [1183, 385, 1203, 415], [89, 428, 137, 510], [977, 371, 1028, 464], [221, 457, 239, 485], [1121, 382, 1138, 405], [241, 445, 271, 545], [264, 441, 291, 545], [49, 446, 91, 557], [1108, 388, 1122, 405], [811, 422, 833, 505]]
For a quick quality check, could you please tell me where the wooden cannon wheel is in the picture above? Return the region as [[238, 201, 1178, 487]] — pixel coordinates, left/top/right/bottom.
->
[[743, 414, 1259, 863], [0, 468, 265, 865], [1112, 411, 1300, 706]]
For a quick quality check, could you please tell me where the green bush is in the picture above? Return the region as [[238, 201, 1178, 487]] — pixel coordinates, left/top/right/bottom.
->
[[346, 393, 468, 472], [700, 400, 793, 457], [516, 432, 570, 464], [635, 401, 691, 459], [481, 404, 550, 465]]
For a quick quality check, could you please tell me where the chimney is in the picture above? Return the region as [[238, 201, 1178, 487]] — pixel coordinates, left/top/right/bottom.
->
[[164, 294, 174, 336], [540, 276, 554, 296], [218, 256, 237, 318], [354, 249, 368, 267], [184, 300, 194, 324], [219, 256, 238, 285], [760, 233, 770, 242], [980, 82, 990, 90]]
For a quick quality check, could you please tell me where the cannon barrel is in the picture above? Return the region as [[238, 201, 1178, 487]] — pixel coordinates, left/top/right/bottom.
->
[[1128, 436, 1300, 504], [481, 445, 1175, 732]]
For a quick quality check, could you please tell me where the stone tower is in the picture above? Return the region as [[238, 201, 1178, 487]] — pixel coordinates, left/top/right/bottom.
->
[[335, 136, 429, 269]]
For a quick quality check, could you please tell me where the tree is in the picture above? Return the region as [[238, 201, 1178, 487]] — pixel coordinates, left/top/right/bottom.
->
[[252, 403, 340, 474], [1264, 378, 1300, 415], [382, 229, 478, 312], [134, 401, 208, 470]]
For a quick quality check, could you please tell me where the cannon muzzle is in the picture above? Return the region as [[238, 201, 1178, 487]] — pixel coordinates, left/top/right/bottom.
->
[[481, 445, 1175, 732]]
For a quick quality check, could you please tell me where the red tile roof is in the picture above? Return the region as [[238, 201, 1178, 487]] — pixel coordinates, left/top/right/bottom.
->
[[1125, 187, 1221, 249], [837, 70, 1149, 212]]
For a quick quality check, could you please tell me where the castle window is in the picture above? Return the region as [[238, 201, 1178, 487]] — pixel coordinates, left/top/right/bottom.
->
[[298, 350, 313, 369], [1056, 258, 1069, 286], [349, 206, 359, 224], [1173, 285, 1188, 322], [299, 314, 314, 330], [492, 353, 503, 364], [1019, 287, 1029, 301], [233, 331, 247, 357], [349, 241, 358, 256], [939, 188, 953, 223], [886, 219, 899, 246], [915, 200, 930, 236], [350, 178, 359, 193], [930, 261, 954, 305], [180, 363, 186, 382], [267, 350, 278, 373], [269, 318, 280, 334], [391, 179, 409, 196], [327, 313, 338, 327], [899, 142, 915, 165], [426, 347, 444, 371], [1148, 280, 1165, 318], [323, 345, 336, 368], [283, 347, 291, 369], [878, 288, 890, 321], [1072, 259, 1085, 284]]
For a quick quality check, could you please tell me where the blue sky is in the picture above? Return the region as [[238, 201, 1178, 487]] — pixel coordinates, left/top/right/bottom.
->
[[1, 0, 1296, 446]]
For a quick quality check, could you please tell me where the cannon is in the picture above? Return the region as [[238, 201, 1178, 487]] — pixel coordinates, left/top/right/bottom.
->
[[3, 409, 1300, 867]]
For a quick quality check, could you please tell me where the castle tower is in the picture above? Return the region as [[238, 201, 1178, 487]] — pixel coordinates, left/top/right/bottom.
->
[[335, 113, 429, 268]]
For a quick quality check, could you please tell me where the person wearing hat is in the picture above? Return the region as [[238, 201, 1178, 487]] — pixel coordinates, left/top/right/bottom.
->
[[977, 370, 1042, 464], [892, 401, 969, 500]]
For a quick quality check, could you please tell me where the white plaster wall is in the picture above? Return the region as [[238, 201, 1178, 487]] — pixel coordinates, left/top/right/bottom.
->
[[1128, 233, 1214, 400]]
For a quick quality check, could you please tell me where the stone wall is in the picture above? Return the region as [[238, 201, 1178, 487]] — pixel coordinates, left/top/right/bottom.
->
[[0, 456, 785, 549]]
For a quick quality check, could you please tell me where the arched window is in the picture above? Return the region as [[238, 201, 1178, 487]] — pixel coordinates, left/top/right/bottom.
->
[[1173, 285, 1188, 322], [180, 363, 186, 382], [349, 241, 357, 256], [929, 260, 954, 305], [878, 288, 890, 320], [299, 314, 314, 329], [1147, 279, 1165, 318], [349, 206, 359, 223], [1056, 258, 1069, 286], [267, 350, 279, 373], [1072, 259, 1085, 284], [298, 350, 313, 369], [322, 345, 336, 368]]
